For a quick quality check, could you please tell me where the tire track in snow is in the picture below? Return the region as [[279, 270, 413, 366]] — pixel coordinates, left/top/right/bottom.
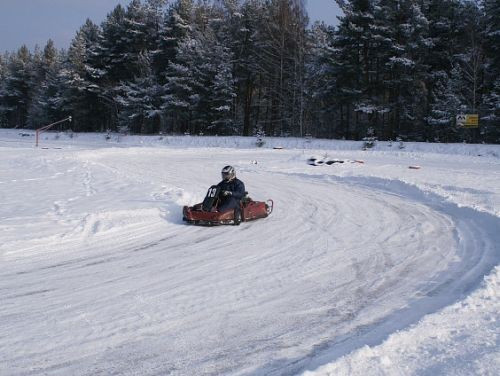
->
[[254, 173, 500, 375], [1, 148, 498, 376]]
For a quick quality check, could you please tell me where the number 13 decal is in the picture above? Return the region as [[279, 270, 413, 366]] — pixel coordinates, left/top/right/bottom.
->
[[207, 188, 218, 198]]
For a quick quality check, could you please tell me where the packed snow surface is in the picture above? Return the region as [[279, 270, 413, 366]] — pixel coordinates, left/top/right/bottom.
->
[[1, 130, 499, 375]]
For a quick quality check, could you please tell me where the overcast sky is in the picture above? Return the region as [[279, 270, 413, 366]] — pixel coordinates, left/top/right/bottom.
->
[[0, 0, 342, 53]]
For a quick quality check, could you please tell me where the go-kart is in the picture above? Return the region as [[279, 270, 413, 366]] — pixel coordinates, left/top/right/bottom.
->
[[183, 185, 273, 226]]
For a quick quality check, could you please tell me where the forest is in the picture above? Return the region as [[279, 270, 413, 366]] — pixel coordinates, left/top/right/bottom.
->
[[0, 0, 498, 143]]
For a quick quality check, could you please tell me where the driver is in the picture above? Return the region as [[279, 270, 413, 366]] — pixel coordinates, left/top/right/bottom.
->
[[217, 165, 245, 223]]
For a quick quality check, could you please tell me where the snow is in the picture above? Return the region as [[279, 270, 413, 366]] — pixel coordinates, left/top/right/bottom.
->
[[0, 129, 499, 375], [388, 56, 415, 67], [304, 267, 500, 375]]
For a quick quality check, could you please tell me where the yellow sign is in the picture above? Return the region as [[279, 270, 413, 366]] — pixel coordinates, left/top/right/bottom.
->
[[456, 114, 479, 128]]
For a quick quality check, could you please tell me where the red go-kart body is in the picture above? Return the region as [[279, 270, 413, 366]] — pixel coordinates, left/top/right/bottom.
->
[[183, 185, 273, 226]]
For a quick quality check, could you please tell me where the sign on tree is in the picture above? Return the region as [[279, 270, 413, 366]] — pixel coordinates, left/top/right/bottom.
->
[[456, 114, 479, 128]]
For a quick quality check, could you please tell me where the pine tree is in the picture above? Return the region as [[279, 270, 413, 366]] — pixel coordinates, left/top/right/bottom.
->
[[0, 54, 4, 81], [422, 0, 463, 141], [61, 19, 104, 131], [122, 0, 150, 76], [203, 3, 237, 134], [305, 22, 338, 138], [116, 52, 163, 134], [162, 37, 198, 134], [253, 0, 308, 137], [332, 0, 379, 139], [227, 0, 263, 136], [154, 0, 194, 81], [481, 0, 500, 142], [94, 5, 128, 82], [144, 0, 169, 49], [0, 53, 8, 127], [454, 1, 484, 114], [27, 40, 66, 129], [0, 0, 497, 143], [373, 0, 430, 140], [426, 68, 467, 142], [207, 36, 236, 134], [0, 46, 34, 128]]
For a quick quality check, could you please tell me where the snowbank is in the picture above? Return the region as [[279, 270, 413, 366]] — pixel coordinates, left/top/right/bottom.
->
[[303, 267, 500, 376], [2, 128, 499, 158]]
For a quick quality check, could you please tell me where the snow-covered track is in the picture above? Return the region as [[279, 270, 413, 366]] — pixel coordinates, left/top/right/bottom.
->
[[0, 145, 498, 376]]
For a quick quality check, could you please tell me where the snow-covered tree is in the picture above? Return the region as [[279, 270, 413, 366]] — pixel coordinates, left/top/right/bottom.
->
[[253, 0, 308, 137], [374, 0, 431, 140], [422, 0, 462, 140], [154, 0, 194, 81], [162, 37, 198, 134], [454, 2, 484, 114], [207, 39, 236, 134], [162, 1, 237, 135], [0, 0, 497, 143], [426, 68, 467, 142], [304, 22, 338, 138], [0, 54, 6, 127], [0, 46, 34, 128], [27, 40, 67, 129], [480, 0, 500, 142], [60, 19, 104, 132], [116, 52, 163, 134], [331, 0, 378, 139], [225, 0, 263, 136]]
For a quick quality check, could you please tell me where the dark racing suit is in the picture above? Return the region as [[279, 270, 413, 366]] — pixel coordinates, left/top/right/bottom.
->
[[217, 178, 245, 214]]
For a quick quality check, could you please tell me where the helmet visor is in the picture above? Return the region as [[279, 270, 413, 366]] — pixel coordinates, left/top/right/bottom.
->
[[222, 172, 231, 180]]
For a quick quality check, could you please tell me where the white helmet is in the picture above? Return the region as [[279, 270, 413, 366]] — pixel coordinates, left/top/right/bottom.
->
[[221, 165, 236, 181]]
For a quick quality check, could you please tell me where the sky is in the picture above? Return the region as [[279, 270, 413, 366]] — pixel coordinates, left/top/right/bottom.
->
[[0, 0, 342, 53]]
